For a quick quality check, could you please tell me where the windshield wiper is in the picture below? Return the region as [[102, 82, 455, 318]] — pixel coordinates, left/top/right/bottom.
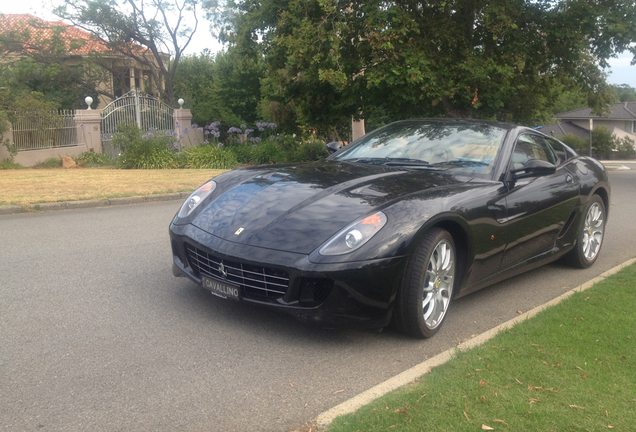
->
[[343, 157, 439, 169], [433, 159, 490, 167], [382, 158, 431, 166], [342, 157, 388, 165]]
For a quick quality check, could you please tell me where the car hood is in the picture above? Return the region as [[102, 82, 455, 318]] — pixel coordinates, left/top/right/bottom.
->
[[192, 161, 466, 254]]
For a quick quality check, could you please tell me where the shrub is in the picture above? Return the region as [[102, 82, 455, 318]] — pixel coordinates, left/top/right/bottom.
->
[[291, 140, 328, 162], [113, 124, 180, 169], [182, 145, 238, 169], [128, 149, 180, 169], [616, 136, 635, 159], [75, 152, 115, 167], [560, 133, 587, 154], [251, 141, 282, 165], [0, 160, 25, 169], [224, 145, 253, 164], [591, 126, 615, 158], [33, 157, 63, 168]]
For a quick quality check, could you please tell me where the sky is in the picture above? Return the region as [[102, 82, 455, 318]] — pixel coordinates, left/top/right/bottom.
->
[[2, 1, 635, 88]]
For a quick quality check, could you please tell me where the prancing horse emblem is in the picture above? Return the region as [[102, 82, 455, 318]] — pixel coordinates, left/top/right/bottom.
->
[[218, 263, 228, 278]]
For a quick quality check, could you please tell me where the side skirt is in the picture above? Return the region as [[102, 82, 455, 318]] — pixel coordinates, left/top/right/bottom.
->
[[456, 245, 572, 298]]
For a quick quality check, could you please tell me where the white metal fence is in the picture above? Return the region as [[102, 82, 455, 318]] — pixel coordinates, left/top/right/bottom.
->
[[10, 110, 78, 151]]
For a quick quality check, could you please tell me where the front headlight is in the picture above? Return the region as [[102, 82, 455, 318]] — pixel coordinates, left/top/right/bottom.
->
[[319, 211, 387, 256], [178, 180, 217, 218]]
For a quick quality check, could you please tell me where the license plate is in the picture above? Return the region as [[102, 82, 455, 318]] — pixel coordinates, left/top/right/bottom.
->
[[201, 275, 240, 301]]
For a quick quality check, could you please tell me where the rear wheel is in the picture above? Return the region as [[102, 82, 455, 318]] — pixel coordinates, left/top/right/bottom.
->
[[565, 194, 605, 268], [393, 228, 456, 338]]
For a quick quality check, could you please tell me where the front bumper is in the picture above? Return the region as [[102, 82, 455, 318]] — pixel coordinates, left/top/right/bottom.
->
[[170, 222, 408, 329]]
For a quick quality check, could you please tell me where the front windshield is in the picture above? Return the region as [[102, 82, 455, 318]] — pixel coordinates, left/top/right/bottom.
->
[[334, 121, 506, 175]]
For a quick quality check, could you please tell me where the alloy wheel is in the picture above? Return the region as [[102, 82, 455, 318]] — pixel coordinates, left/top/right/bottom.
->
[[582, 202, 604, 262], [422, 239, 455, 329]]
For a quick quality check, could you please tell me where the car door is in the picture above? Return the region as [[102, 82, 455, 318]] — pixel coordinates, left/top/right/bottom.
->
[[500, 133, 579, 270]]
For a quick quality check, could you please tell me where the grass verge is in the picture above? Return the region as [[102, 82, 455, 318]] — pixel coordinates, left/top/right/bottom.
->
[[0, 168, 228, 206], [328, 264, 636, 431]]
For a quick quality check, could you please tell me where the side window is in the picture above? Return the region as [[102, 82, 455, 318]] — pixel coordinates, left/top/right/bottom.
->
[[511, 134, 556, 169], [547, 138, 575, 164]]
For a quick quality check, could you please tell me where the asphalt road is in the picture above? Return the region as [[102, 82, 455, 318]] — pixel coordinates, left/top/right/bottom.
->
[[1, 170, 635, 432]]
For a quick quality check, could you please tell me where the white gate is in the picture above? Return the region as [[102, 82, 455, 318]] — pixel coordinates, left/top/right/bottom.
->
[[100, 89, 174, 157]]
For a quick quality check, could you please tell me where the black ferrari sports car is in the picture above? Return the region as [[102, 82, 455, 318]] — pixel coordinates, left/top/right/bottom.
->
[[169, 119, 610, 338]]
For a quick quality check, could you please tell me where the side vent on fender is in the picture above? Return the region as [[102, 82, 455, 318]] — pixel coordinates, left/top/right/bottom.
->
[[557, 211, 577, 239]]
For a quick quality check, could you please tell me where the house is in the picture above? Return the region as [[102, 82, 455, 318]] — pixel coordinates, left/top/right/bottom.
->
[[0, 13, 169, 106], [539, 102, 636, 144]]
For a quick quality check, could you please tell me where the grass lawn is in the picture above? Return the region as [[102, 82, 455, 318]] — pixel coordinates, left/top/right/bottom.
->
[[0, 168, 228, 206], [327, 264, 636, 432]]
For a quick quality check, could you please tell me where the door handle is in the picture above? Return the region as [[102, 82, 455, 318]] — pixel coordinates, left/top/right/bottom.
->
[[566, 174, 574, 184]]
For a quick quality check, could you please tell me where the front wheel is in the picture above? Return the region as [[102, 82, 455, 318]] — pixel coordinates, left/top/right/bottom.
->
[[565, 194, 606, 268], [393, 228, 456, 338]]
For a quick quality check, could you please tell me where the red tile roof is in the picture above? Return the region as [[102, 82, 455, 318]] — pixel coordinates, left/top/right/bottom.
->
[[0, 13, 109, 54]]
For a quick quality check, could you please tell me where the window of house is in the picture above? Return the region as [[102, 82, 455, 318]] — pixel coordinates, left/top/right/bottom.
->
[[113, 67, 131, 98]]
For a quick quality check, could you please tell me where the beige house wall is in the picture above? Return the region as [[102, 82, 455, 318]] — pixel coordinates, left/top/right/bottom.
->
[[611, 128, 636, 143], [569, 119, 633, 134]]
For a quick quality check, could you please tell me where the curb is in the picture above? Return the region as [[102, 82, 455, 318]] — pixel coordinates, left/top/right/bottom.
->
[[313, 256, 636, 430], [0, 192, 192, 216], [600, 160, 633, 171], [603, 164, 631, 171]]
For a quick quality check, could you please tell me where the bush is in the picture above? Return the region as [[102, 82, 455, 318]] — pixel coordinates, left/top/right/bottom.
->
[[289, 140, 327, 162], [0, 160, 25, 169], [251, 141, 282, 165], [224, 144, 253, 164], [616, 136, 635, 159], [113, 124, 180, 169], [33, 157, 63, 168], [560, 133, 587, 154], [591, 126, 615, 158], [75, 152, 115, 167], [128, 149, 180, 169], [220, 136, 328, 165], [182, 145, 238, 169]]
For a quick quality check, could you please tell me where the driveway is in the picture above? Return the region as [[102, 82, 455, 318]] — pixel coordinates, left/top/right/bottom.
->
[[1, 169, 634, 431]]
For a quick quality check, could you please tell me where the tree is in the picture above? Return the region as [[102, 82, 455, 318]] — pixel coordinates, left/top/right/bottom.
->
[[54, 0, 200, 106], [210, 0, 636, 135], [0, 16, 113, 109], [612, 84, 636, 102], [0, 57, 104, 110], [173, 47, 264, 125]]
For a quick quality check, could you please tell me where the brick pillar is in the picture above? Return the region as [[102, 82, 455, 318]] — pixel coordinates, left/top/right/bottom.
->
[[352, 117, 366, 141], [74, 109, 102, 153], [173, 108, 202, 148], [0, 126, 14, 161]]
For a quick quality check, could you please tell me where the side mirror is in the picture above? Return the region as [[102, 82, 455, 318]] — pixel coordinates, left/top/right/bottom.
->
[[326, 141, 342, 154], [511, 159, 556, 179]]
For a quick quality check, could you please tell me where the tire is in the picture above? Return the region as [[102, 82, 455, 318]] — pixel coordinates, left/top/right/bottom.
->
[[565, 194, 606, 269], [393, 228, 456, 338]]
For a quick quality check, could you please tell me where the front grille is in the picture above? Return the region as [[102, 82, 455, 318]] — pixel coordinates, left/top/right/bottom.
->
[[185, 243, 289, 300]]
